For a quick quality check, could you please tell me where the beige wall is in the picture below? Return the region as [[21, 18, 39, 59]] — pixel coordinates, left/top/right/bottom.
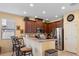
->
[[0, 12, 25, 36], [0, 12, 24, 53], [64, 10, 79, 55]]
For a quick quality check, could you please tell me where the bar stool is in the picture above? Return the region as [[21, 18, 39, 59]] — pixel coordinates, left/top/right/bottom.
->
[[45, 49, 58, 56], [20, 47, 33, 56]]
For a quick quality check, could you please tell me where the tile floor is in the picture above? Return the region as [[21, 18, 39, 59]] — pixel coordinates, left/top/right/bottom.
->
[[0, 51, 78, 56], [58, 51, 78, 56]]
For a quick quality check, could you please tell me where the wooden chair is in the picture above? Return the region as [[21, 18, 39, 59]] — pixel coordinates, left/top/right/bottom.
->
[[11, 36, 22, 56], [20, 47, 33, 56], [17, 37, 33, 56], [11, 36, 18, 56]]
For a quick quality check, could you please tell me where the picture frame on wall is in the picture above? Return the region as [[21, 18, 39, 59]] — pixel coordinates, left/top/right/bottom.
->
[[17, 25, 20, 30]]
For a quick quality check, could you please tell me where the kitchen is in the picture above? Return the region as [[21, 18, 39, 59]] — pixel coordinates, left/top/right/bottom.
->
[[0, 3, 79, 56], [22, 17, 63, 56]]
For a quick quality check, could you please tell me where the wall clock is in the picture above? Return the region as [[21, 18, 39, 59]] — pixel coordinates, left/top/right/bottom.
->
[[67, 14, 74, 22]]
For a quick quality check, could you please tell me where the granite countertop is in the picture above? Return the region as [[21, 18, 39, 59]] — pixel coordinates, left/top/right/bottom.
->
[[29, 37, 56, 42]]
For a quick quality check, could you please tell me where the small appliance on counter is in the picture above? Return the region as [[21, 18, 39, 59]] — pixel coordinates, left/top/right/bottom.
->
[[35, 33, 46, 39], [46, 33, 52, 39], [35, 28, 46, 39], [35, 33, 40, 39]]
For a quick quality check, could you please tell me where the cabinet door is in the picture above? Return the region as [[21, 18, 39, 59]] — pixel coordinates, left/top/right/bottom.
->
[[36, 20, 43, 29], [25, 21, 37, 33], [25, 20, 44, 33], [31, 21, 36, 33], [25, 21, 32, 33], [48, 23, 53, 33], [43, 23, 49, 33], [56, 21, 62, 27]]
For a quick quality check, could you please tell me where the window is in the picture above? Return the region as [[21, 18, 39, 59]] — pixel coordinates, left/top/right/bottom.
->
[[1, 19, 16, 39]]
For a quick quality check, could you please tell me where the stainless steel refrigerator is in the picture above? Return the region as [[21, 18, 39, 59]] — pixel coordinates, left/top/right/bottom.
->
[[55, 27, 64, 51]]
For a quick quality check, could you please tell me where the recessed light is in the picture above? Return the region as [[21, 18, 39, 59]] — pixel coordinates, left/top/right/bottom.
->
[[61, 6, 66, 10], [24, 11, 27, 14], [55, 15, 58, 18], [42, 10, 46, 14], [29, 3, 34, 7], [35, 16, 38, 18], [46, 19, 48, 20]]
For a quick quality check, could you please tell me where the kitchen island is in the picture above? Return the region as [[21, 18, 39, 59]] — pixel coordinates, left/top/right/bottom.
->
[[24, 37, 56, 56]]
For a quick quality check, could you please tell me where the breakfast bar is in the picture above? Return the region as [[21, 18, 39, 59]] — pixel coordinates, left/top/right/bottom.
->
[[24, 37, 56, 56]]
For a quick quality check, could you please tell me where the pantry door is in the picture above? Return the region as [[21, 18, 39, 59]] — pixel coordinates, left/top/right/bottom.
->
[[65, 22, 77, 53]]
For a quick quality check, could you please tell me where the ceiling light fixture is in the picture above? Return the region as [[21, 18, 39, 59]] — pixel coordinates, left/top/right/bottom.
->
[[55, 15, 58, 18], [42, 10, 46, 14], [61, 6, 66, 10], [46, 19, 48, 20], [29, 3, 34, 7], [24, 11, 27, 14], [35, 16, 38, 18]]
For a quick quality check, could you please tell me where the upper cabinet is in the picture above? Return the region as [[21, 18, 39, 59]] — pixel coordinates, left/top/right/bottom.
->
[[48, 23, 53, 33], [31, 21, 36, 33], [35, 18, 43, 29], [47, 20, 63, 33], [43, 23, 49, 33], [24, 16, 63, 33], [56, 20, 63, 27], [25, 20, 32, 33], [25, 18, 43, 33], [36, 20, 43, 29]]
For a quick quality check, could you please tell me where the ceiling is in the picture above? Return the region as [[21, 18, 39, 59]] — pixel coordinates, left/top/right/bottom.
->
[[0, 3, 79, 21]]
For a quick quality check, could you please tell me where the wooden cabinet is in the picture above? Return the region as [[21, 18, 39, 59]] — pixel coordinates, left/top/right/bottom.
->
[[25, 20, 43, 33], [31, 21, 36, 33], [25, 20, 36, 33], [47, 20, 63, 33], [25, 19, 63, 33], [43, 23, 49, 33], [48, 23, 53, 33], [25, 20, 32, 33], [56, 21, 63, 27], [36, 20, 43, 29]]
